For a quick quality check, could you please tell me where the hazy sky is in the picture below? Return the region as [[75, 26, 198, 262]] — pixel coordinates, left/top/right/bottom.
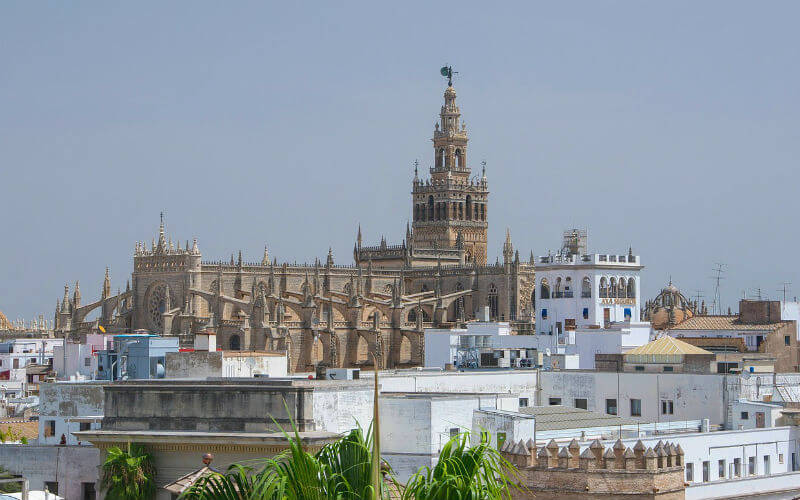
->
[[2, 2, 799, 321]]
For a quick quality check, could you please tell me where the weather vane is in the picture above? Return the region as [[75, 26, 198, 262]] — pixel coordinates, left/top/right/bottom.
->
[[440, 65, 458, 86]]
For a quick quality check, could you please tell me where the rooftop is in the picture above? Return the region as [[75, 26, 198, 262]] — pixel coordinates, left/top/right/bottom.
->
[[518, 405, 642, 431], [625, 336, 712, 356], [670, 316, 791, 331]]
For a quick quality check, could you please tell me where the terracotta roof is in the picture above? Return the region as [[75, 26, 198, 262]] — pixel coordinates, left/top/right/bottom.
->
[[670, 316, 791, 331], [625, 336, 712, 356], [162, 466, 217, 494], [0, 420, 38, 441]]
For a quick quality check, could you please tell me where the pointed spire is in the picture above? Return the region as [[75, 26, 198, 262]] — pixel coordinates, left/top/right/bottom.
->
[[327, 247, 334, 267], [125, 279, 130, 293], [191, 237, 199, 255], [73, 281, 81, 307], [529, 250, 535, 265], [102, 267, 111, 300], [357, 224, 362, 248], [262, 245, 269, 266], [237, 250, 243, 267], [157, 212, 166, 252], [230, 253, 235, 266]]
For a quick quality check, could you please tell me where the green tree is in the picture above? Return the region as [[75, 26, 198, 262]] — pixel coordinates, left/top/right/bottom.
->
[[401, 431, 519, 500], [101, 443, 156, 500]]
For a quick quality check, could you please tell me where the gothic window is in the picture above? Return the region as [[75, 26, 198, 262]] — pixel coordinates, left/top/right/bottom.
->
[[229, 334, 241, 351], [599, 277, 608, 298], [437, 148, 445, 168], [481, 204, 486, 221], [459, 202, 464, 219], [540, 278, 550, 299], [618, 278, 627, 298], [408, 308, 416, 323], [466, 195, 472, 220], [609, 278, 617, 298], [428, 196, 435, 221], [582, 277, 591, 298], [421, 284, 429, 293], [465, 248, 472, 263], [145, 282, 172, 333], [488, 284, 499, 320], [627, 278, 636, 298], [455, 149, 463, 169]]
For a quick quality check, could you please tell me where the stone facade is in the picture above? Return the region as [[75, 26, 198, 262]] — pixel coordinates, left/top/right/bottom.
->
[[51, 82, 535, 373], [501, 438, 686, 499]]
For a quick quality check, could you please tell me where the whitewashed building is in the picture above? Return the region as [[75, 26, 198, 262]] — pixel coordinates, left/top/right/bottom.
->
[[534, 229, 642, 335]]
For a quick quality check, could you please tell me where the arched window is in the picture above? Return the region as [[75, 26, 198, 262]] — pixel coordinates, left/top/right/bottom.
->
[[481, 204, 486, 221], [540, 278, 550, 299], [582, 277, 591, 298], [459, 202, 464, 220], [627, 279, 636, 298], [565, 277, 572, 297], [599, 277, 608, 298], [555, 277, 563, 298], [466, 195, 472, 220], [609, 278, 617, 298], [408, 308, 417, 323], [488, 284, 499, 320], [229, 334, 241, 351], [428, 196, 435, 221], [437, 148, 445, 168], [455, 149, 463, 169], [618, 278, 627, 299]]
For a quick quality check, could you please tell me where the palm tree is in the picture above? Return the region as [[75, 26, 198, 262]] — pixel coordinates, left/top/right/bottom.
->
[[401, 431, 519, 500], [101, 442, 157, 500]]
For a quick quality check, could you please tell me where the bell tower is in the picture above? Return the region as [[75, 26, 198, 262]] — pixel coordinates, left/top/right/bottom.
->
[[411, 68, 489, 265]]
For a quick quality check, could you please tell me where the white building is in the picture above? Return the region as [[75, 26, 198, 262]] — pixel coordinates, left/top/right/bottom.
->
[[0, 339, 63, 383], [424, 322, 541, 369], [534, 229, 642, 335], [53, 334, 112, 381]]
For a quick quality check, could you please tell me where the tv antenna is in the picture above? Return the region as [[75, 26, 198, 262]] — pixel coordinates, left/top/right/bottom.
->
[[692, 289, 704, 309], [710, 263, 726, 315], [778, 282, 792, 303]]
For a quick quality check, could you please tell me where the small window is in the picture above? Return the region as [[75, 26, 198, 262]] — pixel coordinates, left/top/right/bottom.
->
[[606, 398, 618, 415], [82, 482, 95, 500], [733, 457, 741, 477], [686, 463, 694, 482], [549, 397, 562, 406], [663, 366, 674, 372], [624, 307, 632, 320], [748, 456, 756, 475], [45, 482, 58, 495], [635, 366, 644, 372], [45, 420, 56, 437], [582, 308, 589, 320], [661, 400, 674, 415], [79, 422, 91, 431], [574, 398, 588, 410], [702, 461, 710, 482], [541, 308, 548, 319], [741, 411, 749, 420], [449, 427, 460, 439], [779, 453, 784, 464], [764, 455, 770, 475], [518, 398, 529, 408], [630, 398, 642, 417], [786, 336, 791, 346], [84, 357, 91, 367], [718, 459, 726, 479]]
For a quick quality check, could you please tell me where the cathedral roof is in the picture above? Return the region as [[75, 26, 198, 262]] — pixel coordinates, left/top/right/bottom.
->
[[646, 281, 694, 330]]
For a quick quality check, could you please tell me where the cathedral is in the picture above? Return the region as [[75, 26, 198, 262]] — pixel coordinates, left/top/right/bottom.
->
[[52, 80, 536, 372]]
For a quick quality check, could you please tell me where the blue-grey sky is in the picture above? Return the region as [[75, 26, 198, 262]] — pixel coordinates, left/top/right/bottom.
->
[[2, 1, 799, 321]]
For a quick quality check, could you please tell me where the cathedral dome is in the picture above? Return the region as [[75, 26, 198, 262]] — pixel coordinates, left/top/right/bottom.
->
[[645, 281, 695, 330]]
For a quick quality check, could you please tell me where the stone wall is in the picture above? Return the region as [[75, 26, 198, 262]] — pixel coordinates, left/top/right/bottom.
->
[[0, 444, 99, 499]]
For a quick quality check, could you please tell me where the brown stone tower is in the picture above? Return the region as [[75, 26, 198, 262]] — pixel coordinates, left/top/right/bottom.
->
[[411, 81, 489, 265]]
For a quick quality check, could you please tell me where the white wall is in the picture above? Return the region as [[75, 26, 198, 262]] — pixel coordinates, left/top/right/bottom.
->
[[539, 371, 726, 424], [222, 354, 287, 378], [377, 370, 538, 403]]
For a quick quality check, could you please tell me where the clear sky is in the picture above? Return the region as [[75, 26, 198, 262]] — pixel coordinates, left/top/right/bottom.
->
[[2, 1, 799, 321]]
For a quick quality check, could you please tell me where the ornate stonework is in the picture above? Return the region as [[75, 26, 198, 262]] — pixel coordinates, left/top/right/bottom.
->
[[52, 82, 536, 372]]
